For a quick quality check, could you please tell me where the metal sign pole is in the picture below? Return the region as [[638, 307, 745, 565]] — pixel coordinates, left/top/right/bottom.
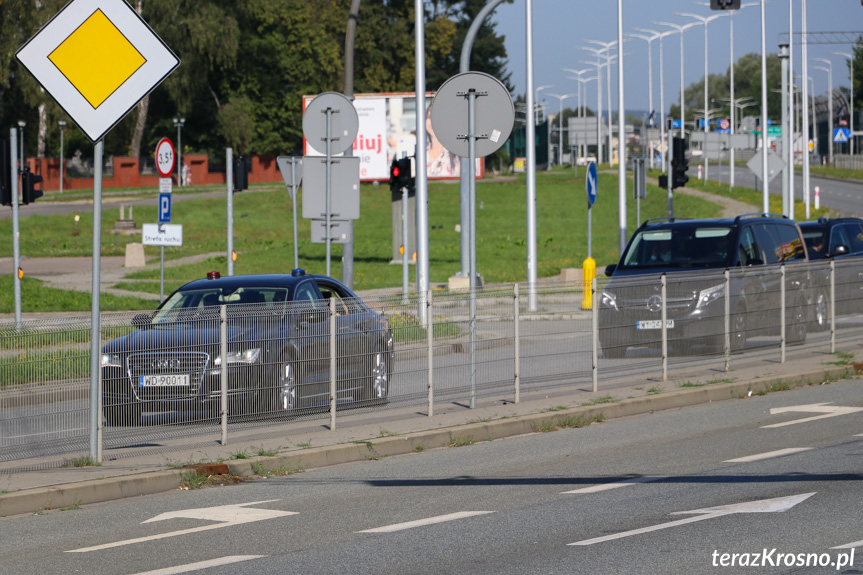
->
[[468, 88, 478, 410], [89, 140, 103, 462], [402, 183, 409, 305], [10, 129, 21, 326], [325, 108, 333, 277], [291, 158, 299, 269], [226, 148, 234, 276], [159, 244, 165, 301]]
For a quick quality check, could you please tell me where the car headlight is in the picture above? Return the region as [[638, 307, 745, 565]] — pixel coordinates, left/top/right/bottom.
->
[[600, 290, 618, 312], [696, 283, 725, 310], [101, 353, 122, 367], [213, 348, 262, 367]]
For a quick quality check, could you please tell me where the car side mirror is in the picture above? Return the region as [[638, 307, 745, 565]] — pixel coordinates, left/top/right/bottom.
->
[[132, 313, 153, 329], [831, 244, 849, 257], [604, 264, 616, 277]]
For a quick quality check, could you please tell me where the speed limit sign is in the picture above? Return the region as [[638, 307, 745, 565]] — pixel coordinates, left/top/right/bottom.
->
[[155, 138, 175, 178]]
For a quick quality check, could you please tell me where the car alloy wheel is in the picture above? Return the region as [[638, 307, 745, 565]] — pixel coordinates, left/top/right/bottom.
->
[[812, 291, 828, 332], [371, 350, 389, 400], [731, 306, 747, 353], [278, 361, 298, 411]]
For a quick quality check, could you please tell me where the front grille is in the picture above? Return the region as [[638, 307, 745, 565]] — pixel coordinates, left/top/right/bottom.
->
[[127, 351, 210, 400]]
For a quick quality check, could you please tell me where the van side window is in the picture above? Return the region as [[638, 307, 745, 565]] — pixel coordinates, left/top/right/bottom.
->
[[751, 224, 780, 265], [841, 223, 863, 253], [738, 228, 761, 266]]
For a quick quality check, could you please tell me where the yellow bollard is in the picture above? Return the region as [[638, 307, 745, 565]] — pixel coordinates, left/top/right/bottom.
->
[[581, 257, 596, 310]]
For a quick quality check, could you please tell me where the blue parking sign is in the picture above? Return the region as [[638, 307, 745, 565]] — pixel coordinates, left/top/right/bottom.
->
[[159, 193, 171, 223]]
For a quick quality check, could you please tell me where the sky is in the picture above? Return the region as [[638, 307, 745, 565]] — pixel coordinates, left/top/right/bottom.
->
[[491, 0, 861, 116]]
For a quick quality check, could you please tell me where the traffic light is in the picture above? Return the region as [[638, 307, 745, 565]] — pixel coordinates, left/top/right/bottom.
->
[[233, 155, 250, 191], [389, 157, 414, 193], [671, 136, 689, 189], [0, 139, 11, 206], [710, 0, 741, 9], [21, 168, 43, 204]]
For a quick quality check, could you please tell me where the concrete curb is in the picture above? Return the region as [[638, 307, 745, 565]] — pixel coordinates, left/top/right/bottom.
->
[[5, 363, 857, 518]]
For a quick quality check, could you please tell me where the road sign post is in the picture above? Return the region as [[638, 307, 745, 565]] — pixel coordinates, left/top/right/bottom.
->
[[277, 156, 304, 269], [16, 0, 179, 463]]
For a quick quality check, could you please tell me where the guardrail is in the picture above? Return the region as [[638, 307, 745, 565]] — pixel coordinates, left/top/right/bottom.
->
[[1, 258, 861, 469]]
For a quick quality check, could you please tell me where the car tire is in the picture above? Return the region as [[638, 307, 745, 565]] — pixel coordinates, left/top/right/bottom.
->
[[787, 298, 808, 345], [103, 402, 142, 426], [367, 347, 390, 405], [810, 290, 828, 332]]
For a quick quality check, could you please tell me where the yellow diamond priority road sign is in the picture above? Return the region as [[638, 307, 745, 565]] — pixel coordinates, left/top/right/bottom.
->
[[16, 0, 179, 143]]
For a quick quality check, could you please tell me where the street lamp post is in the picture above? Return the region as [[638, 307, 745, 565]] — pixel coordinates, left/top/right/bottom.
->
[[587, 39, 619, 165], [833, 51, 854, 155], [629, 30, 660, 167], [674, 11, 728, 182], [654, 21, 698, 139], [812, 58, 834, 165], [546, 93, 577, 166], [534, 85, 552, 125], [562, 68, 592, 162], [579, 48, 605, 164], [58, 119, 66, 194], [172, 117, 185, 186]]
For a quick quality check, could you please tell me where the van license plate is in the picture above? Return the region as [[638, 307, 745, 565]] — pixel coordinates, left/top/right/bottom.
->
[[636, 320, 674, 330]]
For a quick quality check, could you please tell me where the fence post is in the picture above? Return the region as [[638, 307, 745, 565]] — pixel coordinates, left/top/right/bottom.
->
[[661, 273, 668, 382], [514, 283, 520, 404], [330, 296, 336, 430], [220, 304, 228, 446], [724, 269, 730, 373], [780, 265, 786, 364], [427, 289, 434, 417], [830, 260, 836, 354], [97, 343, 103, 463], [592, 277, 598, 393]]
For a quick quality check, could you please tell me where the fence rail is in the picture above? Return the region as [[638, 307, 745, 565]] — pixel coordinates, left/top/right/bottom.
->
[[2, 258, 862, 469]]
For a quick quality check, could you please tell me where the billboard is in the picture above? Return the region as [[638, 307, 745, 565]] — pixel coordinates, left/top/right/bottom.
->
[[303, 92, 482, 182]]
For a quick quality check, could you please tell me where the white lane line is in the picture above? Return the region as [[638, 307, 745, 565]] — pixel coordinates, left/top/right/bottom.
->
[[724, 448, 812, 463], [562, 476, 660, 494], [833, 540, 863, 550], [130, 556, 265, 575], [357, 511, 494, 533]]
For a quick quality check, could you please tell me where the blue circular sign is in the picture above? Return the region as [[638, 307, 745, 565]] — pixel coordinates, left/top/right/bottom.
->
[[586, 161, 598, 206]]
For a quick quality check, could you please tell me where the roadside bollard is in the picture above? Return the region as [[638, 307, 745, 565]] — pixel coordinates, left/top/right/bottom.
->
[[814, 186, 820, 210], [582, 257, 596, 310]]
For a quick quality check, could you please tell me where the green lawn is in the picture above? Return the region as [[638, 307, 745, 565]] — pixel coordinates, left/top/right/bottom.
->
[[1, 169, 725, 313]]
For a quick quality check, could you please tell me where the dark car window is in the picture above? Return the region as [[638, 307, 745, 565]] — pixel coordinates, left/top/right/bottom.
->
[[316, 281, 365, 314], [841, 223, 863, 253], [774, 224, 806, 263], [293, 281, 323, 309], [751, 224, 781, 265], [738, 227, 762, 266], [829, 225, 851, 254], [802, 227, 828, 259]]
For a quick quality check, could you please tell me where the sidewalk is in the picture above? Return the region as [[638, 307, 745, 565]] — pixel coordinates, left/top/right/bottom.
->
[[1, 345, 860, 518]]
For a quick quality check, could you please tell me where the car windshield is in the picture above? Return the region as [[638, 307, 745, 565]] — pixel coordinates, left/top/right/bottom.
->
[[151, 286, 290, 324], [621, 226, 733, 269], [801, 227, 828, 260]]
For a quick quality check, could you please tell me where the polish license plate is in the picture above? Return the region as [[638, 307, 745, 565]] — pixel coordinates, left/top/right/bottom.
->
[[636, 320, 674, 330], [139, 374, 190, 387]]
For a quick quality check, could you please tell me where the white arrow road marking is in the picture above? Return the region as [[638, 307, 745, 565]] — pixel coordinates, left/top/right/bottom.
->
[[833, 540, 863, 550], [131, 556, 265, 575], [68, 500, 296, 553], [762, 403, 863, 428], [357, 511, 494, 533], [562, 476, 661, 494], [568, 493, 815, 546], [724, 448, 812, 463]]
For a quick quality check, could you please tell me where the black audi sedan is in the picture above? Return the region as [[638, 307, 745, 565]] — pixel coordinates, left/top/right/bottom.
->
[[101, 269, 393, 425]]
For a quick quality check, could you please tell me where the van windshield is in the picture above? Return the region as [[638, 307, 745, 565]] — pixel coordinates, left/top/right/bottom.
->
[[621, 226, 733, 269]]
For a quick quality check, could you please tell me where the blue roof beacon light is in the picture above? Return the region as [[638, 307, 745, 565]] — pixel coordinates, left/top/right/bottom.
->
[[291, 268, 306, 277]]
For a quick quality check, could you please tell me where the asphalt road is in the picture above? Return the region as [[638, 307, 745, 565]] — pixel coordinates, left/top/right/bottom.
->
[[1, 378, 860, 575], [706, 165, 863, 217]]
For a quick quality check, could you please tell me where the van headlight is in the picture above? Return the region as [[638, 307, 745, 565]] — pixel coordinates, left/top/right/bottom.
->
[[696, 283, 725, 309], [600, 290, 618, 311]]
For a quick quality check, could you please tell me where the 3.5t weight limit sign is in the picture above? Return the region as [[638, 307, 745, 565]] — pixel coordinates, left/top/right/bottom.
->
[[156, 138, 175, 178]]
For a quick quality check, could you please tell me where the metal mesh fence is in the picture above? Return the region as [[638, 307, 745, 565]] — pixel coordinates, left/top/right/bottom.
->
[[2, 261, 863, 468]]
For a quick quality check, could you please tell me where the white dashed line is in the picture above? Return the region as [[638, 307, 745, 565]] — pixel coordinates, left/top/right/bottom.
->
[[357, 511, 494, 533], [562, 476, 660, 494], [724, 448, 813, 463], [130, 556, 265, 575]]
